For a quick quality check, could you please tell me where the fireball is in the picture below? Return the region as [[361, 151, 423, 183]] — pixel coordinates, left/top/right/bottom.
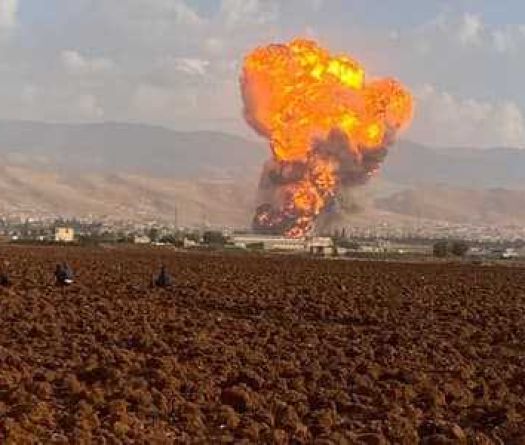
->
[[241, 38, 414, 237]]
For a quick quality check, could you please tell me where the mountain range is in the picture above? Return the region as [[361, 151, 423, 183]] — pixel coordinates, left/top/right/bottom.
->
[[0, 120, 523, 226]]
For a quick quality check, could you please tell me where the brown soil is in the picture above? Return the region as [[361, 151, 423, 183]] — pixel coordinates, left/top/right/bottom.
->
[[0, 246, 524, 444]]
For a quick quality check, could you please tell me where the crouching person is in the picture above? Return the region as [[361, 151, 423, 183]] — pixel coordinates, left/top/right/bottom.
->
[[55, 262, 74, 286]]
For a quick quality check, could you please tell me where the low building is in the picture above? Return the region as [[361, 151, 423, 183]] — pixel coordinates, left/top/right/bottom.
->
[[231, 234, 334, 255], [183, 237, 198, 249], [55, 227, 75, 243], [232, 234, 306, 251], [385, 242, 433, 256], [307, 237, 335, 256], [501, 248, 519, 259], [134, 235, 151, 244]]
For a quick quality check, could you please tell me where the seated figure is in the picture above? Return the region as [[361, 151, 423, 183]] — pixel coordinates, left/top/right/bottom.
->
[[154, 265, 172, 288], [55, 262, 74, 286]]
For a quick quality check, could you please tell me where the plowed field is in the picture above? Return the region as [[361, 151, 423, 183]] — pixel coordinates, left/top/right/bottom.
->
[[1, 246, 524, 444]]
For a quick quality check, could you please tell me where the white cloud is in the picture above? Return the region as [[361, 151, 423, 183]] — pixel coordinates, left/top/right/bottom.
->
[[122, 0, 203, 25], [131, 84, 181, 118], [310, 0, 324, 12], [413, 12, 525, 55], [129, 79, 241, 131], [21, 85, 38, 105], [165, 57, 210, 76], [106, 0, 203, 31], [458, 14, 483, 46], [77, 94, 104, 118], [492, 30, 512, 53], [409, 85, 525, 148], [220, 0, 278, 26], [499, 102, 525, 145], [491, 26, 525, 53], [170, 0, 203, 25], [61, 50, 115, 76], [204, 37, 225, 55], [2, 2, 525, 151], [0, 0, 18, 29]]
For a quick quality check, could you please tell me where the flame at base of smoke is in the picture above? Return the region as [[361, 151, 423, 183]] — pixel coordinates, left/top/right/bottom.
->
[[252, 130, 387, 237]]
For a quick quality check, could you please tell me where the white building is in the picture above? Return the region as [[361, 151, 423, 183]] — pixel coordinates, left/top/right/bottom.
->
[[501, 248, 519, 259], [231, 234, 334, 254], [183, 237, 198, 248], [55, 227, 75, 243], [232, 235, 306, 251], [134, 235, 151, 244], [307, 237, 335, 256]]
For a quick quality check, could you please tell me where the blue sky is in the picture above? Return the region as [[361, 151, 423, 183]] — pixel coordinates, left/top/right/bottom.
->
[[17, 0, 525, 28], [1, 0, 525, 148]]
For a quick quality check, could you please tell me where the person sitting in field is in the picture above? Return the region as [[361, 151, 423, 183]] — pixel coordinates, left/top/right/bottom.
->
[[0, 271, 10, 287], [55, 262, 74, 286], [154, 265, 173, 288]]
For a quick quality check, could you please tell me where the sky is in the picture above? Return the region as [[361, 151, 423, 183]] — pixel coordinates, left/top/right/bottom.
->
[[1, 0, 525, 148]]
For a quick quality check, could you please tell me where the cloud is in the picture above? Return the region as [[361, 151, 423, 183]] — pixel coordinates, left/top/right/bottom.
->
[[129, 79, 241, 132], [454, 14, 525, 53], [169, 0, 203, 25], [21, 85, 38, 105], [0, 0, 18, 29], [7, 85, 106, 122], [204, 37, 225, 55], [77, 93, 104, 118], [1, 2, 525, 151], [105, 0, 203, 33], [491, 25, 525, 53], [120, 0, 203, 25], [61, 50, 115, 76], [409, 85, 525, 148], [219, 0, 279, 26], [309, 0, 324, 12], [164, 57, 210, 76], [131, 84, 182, 119], [412, 12, 525, 54], [458, 14, 483, 46]]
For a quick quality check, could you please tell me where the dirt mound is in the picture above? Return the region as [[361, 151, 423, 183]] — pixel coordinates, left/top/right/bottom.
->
[[0, 246, 524, 443]]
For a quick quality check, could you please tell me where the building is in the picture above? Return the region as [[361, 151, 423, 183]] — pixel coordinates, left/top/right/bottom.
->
[[183, 238, 199, 248], [232, 235, 306, 251], [501, 248, 519, 259], [307, 237, 335, 256], [231, 234, 334, 255], [134, 235, 151, 244], [385, 242, 433, 256], [55, 227, 75, 243]]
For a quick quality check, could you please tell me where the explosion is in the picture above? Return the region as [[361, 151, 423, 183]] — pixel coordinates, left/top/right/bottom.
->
[[241, 38, 414, 238]]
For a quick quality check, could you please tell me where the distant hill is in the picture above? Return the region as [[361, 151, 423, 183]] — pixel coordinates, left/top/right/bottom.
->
[[0, 120, 266, 178], [0, 120, 524, 187], [3, 162, 523, 227], [0, 120, 524, 226], [376, 185, 525, 225], [383, 141, 525, 188], [0, 163, 257, 226]]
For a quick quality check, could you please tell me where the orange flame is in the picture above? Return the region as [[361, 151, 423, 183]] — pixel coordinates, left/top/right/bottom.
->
[[242, 39, 414, 237]]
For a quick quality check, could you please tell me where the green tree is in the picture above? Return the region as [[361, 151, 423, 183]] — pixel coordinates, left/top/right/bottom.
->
[[148, 228, 160, 242], [337, 239, 360, 250], [160, 234, 183, 247], [433, 241, 449, 258], [203, 231, 226, 246], [451, 241, 469, 257], [246, 242, 264, 251]]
